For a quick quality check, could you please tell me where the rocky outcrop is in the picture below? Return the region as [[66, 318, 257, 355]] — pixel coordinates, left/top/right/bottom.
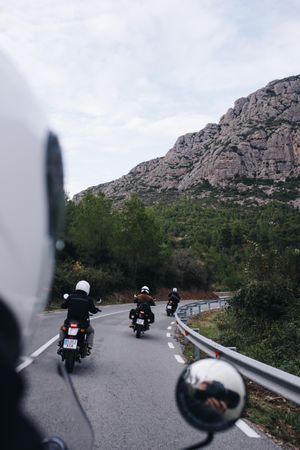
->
[[74, 75, 300, 203]]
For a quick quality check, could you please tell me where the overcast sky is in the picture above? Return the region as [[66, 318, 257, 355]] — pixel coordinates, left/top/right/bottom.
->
[[1, 0, 300, 196]]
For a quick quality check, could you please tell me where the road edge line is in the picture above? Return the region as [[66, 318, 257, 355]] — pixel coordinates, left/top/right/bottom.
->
[[236, 419, 260, 438]]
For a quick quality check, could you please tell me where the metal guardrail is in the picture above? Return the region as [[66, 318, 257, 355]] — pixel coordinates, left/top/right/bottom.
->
[[175, 300, 300, 406]]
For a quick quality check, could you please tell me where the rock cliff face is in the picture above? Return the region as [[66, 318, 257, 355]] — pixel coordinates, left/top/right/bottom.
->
[[75, 75, 300, 203]]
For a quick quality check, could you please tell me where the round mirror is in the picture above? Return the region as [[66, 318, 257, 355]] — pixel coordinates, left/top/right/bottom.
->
[[176, 359, 246, 432], [63, 293, 69, 300]]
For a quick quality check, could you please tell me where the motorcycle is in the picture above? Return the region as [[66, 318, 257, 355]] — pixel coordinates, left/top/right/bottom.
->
[[58, 294, 101, 373], [59, 319, 89, 373], [166, 299, 177, 316], [130, 303, 152, 338]]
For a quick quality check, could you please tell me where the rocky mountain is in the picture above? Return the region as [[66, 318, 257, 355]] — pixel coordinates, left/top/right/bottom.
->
[[75, 75, 300, 205]]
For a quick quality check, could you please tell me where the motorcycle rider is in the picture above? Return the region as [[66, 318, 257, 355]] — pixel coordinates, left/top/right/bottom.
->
[[0, 51, 64, 449], [167, 287, 181, 311], [58, 280, 100, 355], [130, 285, 155, 326]]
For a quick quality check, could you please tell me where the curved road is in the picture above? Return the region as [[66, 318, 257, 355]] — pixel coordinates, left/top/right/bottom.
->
[[20, 302, 281, 450]]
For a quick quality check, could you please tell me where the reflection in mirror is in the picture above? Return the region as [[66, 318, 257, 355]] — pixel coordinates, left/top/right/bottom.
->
[[176, 359, 246, 433]]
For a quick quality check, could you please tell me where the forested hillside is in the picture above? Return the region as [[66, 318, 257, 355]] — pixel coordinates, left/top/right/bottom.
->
[[54, 192, 299, 298]]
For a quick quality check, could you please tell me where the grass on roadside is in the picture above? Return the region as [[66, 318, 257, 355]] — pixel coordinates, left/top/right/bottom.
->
[[179, 309, 300, 449], [245, 381, 300, 449]]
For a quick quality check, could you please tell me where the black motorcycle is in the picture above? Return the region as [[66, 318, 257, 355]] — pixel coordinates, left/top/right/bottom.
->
[[59, 319, 89, 373], [130, 303, 152, 338], [166, 299, 177, 316]]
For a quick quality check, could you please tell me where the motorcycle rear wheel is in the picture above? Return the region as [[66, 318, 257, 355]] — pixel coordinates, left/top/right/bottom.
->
[[65, 351, 76, 373], [136, 328, 142, 338], [80, 342, 88, 358]]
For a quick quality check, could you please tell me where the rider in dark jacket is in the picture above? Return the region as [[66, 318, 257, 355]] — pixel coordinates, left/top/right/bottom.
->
[[58, 280, 100, 353], [168, 287, 181, 307]]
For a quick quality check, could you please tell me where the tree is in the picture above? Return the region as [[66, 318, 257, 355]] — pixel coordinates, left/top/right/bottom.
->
[[114, 194, 166, 285], [68, 193, 114, 265]]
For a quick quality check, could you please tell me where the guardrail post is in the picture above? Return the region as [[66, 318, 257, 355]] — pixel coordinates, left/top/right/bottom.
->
[[192, 328, 200, 360], [208, 301, 211, 310], [194, 345, 200, 360], [198, 304, 201, 314]]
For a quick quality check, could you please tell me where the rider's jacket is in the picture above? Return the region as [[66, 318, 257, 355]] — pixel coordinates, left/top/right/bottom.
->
[[61, 290, 98, 327], [168, 291, 181, 304], [134, 293, 155, 306]]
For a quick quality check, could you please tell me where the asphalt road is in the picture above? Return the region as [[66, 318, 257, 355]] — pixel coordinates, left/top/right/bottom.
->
[[20, 302, 281, 450]]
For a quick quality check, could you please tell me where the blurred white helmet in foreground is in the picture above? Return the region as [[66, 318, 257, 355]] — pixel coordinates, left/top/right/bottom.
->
[[0, 51, 64, 349]]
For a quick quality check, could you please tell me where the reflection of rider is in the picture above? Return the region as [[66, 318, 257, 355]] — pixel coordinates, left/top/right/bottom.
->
[[168, 287, 181, 309], [196, 382, 228, 415], [134, 286, 155, 323], [179, 379, 225, 425], [58, 281, 100, 354], [0, 52, 64, 449], [196, 380, 240, 411], [183, 378, 241, 425]]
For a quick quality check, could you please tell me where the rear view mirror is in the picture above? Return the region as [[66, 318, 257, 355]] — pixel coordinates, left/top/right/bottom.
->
[[176, 359, 246, 434], [63, 293, 69, 300]]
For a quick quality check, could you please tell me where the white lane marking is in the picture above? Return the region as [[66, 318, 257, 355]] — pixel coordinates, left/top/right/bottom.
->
[[236, 420, 260, 438], [16, 357, 33, 373], [166, 332, 171, 338], [31, 334, 59, 358], [167, 326, 172, 330], [17, 309, 129, 373], [174, 354, 185, 364], [171, 321, 175, 324], [168, 342, 175, 349]]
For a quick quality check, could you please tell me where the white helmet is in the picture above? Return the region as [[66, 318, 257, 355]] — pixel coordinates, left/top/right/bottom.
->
[[141, 285, 150, 294], [0, 51, 64, 350], [173, 287, 178, 293], [76, 280, 90, 295]]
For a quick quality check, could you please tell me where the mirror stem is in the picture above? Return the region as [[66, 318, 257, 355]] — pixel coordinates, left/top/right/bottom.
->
[[182, 432, 214, 450]]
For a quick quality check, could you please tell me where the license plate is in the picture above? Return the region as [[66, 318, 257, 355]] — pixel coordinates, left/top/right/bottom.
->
[[136, 318, 144, 325], [68, 327, 79, 335], [63, 338, 77, 349], [167, 305, 172, 309]]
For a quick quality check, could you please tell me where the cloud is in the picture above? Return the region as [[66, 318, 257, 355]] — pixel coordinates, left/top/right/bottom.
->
[[0, 0, 300, 195]]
